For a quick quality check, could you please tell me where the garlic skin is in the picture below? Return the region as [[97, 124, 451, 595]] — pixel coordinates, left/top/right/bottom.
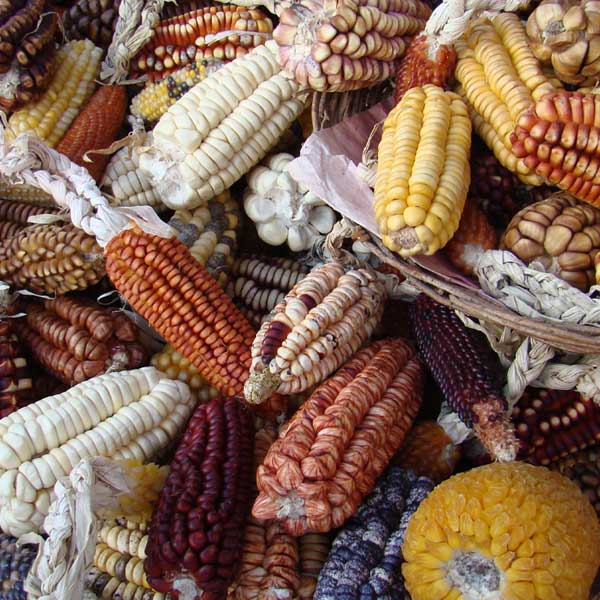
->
[[243, 153, 336, 252]]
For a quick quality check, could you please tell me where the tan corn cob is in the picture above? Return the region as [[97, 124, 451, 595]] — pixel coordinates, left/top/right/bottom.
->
[[0, 200, 59, 240], [374, 85, 472, 257], [244, 261, 386, 404], [8, 40, 103, 148], [455, 13, 559, 184], [0, 183, 55, 206]]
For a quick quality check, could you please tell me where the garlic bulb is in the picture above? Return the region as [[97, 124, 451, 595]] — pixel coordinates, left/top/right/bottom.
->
[[243, 153, 337, 252]]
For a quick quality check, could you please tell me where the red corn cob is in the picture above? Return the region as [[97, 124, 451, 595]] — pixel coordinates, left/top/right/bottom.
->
[[0, 319, 32, 417]]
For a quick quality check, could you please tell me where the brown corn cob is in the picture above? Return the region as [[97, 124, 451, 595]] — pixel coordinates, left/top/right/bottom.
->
[[410, 294, 518, 462], [0, 200, 59, 240], [0, 183, 55, 206], [55, 85, 127, 183], [0, 0, 45, 70], [0, 223, 105, 294], [244, 261, 386, 405], [253, 338, 423, 535], [394, 34, 457, 104], [144, 397, 254, 598], [0, 319, 32, 419], [104, 226, 256, 398], [393, 420, 460, 484], [512, 388, 600, 466], [62, 0, 121, 49]]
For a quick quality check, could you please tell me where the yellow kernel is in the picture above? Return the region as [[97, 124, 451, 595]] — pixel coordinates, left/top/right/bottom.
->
[[403, 206, 427, 227]]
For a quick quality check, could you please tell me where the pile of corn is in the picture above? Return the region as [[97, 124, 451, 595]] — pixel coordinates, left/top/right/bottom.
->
[[1, 1, 600, 599]]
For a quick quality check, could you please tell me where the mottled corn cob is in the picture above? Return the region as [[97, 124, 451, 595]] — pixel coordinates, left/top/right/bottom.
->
[[227, 256, 310, 328], [62, 0, 121, 49], [55, 85, 127, 183], [144, 397, 254, 598], [274, 0, 431, 92], [0, 532, 37, 600], [402, 462, 600, 600], [410, 295, 518, 462], [0, 320, 32, 419], [314, 468, 433, 600], [0, 223, 105, 295], [0, 183, 54, 207], [0, 200, 58, 240], [374, 85, 472, 257], [105, 226, 256, 398], [245, 261, 386, 404], [253, 339, 423, 535], [8, 40, 103, 147], [393, 421, 460, 483], [85, 565, 167, 600]]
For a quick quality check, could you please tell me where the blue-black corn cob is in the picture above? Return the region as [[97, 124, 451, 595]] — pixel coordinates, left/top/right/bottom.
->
[[0, 531, 37, 600]]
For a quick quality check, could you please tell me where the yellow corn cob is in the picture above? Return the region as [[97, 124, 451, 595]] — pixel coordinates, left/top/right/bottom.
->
[[8, 40, 102, 147], [374, 85, 472, 257], [0, 183, 55, 206], [455, 13, 558, 185]]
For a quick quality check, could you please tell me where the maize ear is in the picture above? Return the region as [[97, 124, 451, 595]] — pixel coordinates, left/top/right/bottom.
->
[[0, 183, 55, 207], [374, 85, 472, 257], [0, 318, 32, 420], [62, 0, 121, 50], [141, 41, 308, 210], [0, 531, 37, 600], [244, 260, 386, 404], [0, 200, 58, 240], [8, 40, 103, 148]]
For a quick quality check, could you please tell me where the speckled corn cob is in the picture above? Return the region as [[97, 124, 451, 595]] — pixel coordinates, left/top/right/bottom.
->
[[253, 339, 423, 535], [62, 0, 121, 49], [0, 319, 32, 420], [227, 256, 310, 328], [8, 40, 103, 147], [314, 468, 433, 600], [410, 295, 518, 462], [0, 200, 58, 240], [0, 183, 54, 207], [105, 226, 256, 398], [274, 0, 431, 92], [244, 261, 386, 404], [0, 223, 105, 295], [402, 462, 600, 600], [85, 565, 167, 600], [394, 421, 460, 483], [0, 532, 37, 600], [374, 85, 472, 257]]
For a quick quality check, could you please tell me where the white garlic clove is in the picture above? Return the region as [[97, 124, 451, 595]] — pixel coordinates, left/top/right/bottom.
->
[[244, 193, 276, 224], [310, 205, 337, 234], [257, 220, 288, 246]]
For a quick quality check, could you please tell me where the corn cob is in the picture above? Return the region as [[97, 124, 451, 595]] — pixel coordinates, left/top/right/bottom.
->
[[143, 41, 308, 210], [253, 338, 423, 535], [0, 531, 37, 600], [0, 319, 32, 420], [132, 5, 273, 81], [0, 183, 55, 207], [55, 85, 127, 184], [85, 565, 167, 600], [374, 85, 471, 257], [274, 0, 430, 93], [144, 397, 254, 598], [101, 147, 165, 211], [0, 223, 105, 295], [0, 367, 195, 536], [454, 13, 559, 184], [394, 34, 457, 104], [62, 0, 121, 49], [393, 420, 461, 484], [0, 0, 46, 71], [0, 200, 58, 240], [245, 261, 386, 404], [314, 468, 433, 600], [403, 462, 600, 600], [445, 200, 497, 276], [130, 59, 223, 124], [170, 191, 241, 288], [8, 40, 103, 148], [105, 226, 256, 398], [410, 294, 518, 462]]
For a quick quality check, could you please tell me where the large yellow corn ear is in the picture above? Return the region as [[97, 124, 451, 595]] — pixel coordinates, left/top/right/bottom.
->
[[374, 84, 471, 257]]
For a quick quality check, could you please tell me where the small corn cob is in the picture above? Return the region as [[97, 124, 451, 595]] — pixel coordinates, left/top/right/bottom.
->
[[85, 565, 167, 600], [55, 85, 127, 183], [512, 388, 600, 466], [244, 261, 386, 404], [62, 0, 121, 49], [253, 339, 423, 535], [170, 191, 241, 287], [0, 200, 59, 240], [445, 200, 497, 276], [410, 295, 518, 462], [105, 226, 257, 398], [0, 531, 37, 600], [394, 34, 457, 103], [8, 40, 103, 148], [144, 397, 254, 598], [274, 0, 431, 92], [132, 5, 273, 81], [101, 147, 165, 211], [393, 420, 461, 484], [0, 0, 46, 71], [314, 468, 433, 600], [151, 344, 218, 403], [226, 256, 310, 328], [0, 319, 32, 420], [143, 41, 308, 210], [0, 183, 55, 207], [297, 534, 331, 600], [130, 59, 223, 124], [455, 13, 559, 184], [0, 223, 105, 295], [374, 85, 472, 257]]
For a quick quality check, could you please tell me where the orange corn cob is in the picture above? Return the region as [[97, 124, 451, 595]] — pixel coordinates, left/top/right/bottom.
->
[[104, 226, 256, 397], [55, 85, 127, 183]]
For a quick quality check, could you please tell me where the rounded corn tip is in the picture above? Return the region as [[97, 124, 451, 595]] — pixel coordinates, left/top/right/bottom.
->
[[243, 370, 281, 404]]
